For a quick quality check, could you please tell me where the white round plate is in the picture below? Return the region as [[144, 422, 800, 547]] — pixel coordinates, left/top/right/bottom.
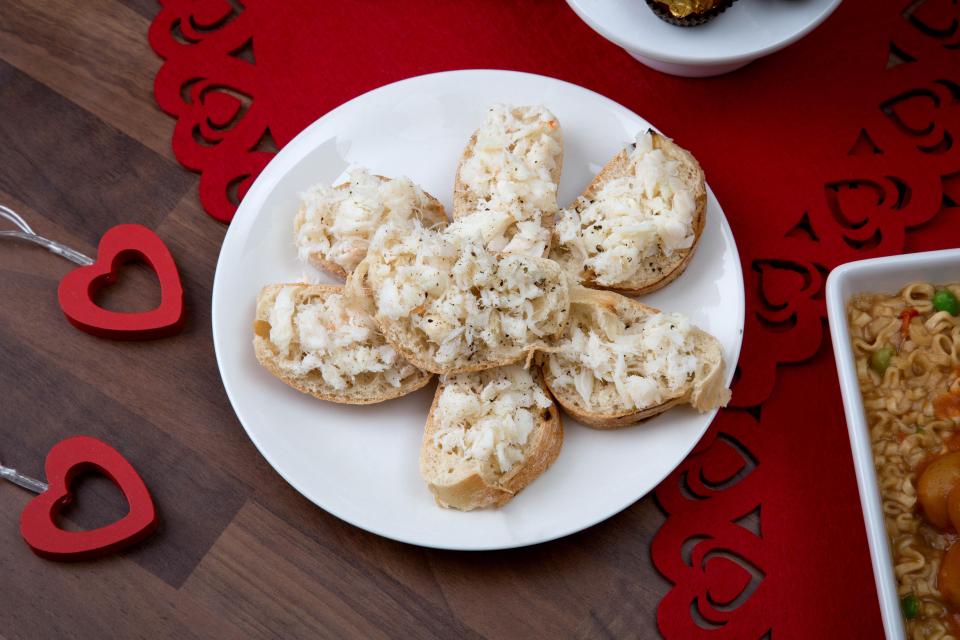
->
[[212, 70, 744, 550], [567, 0, 841, 77]]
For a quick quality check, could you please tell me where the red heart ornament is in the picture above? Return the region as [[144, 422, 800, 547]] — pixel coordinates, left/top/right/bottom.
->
[[57, 224, 185, 339], [19, 436, 158, 561]]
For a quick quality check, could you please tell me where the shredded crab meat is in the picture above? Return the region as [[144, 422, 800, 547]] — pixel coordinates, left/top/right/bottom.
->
[[454, 104, 562, 257], [553, 131, 697, 285], [268, 287, 417, 390], [547, 307, 699, 411], [362, 222, 566, 365], [433, 366, 553, 473], [295, 167, 441, 273], [447, 202, 552, 258]]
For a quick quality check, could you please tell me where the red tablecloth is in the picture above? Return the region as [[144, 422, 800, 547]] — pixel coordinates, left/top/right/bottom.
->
[[150, 0, 960, 635]]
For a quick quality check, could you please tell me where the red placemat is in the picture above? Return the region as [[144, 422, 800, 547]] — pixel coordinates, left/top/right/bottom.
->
[[150, 0, 960, 635]]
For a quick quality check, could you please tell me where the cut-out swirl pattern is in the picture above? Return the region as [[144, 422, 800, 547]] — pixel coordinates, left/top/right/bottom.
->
[[150, 0, 273, 222], [149, 0, 960, 635]]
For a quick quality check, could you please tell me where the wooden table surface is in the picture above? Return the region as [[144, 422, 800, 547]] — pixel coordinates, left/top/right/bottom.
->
[[0, 1, 669, 637]]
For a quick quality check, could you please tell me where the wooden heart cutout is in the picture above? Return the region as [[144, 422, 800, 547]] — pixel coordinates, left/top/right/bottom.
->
[[19, 436, 158, 561], [57, 224, 185, 340]]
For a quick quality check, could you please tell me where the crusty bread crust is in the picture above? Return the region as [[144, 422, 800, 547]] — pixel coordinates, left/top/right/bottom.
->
[[551, 131, 706, 295], [420, 367, 563, 510], [253, 283, 433, 405], [294, 176, 448, 280], [304, 252, 350, 280], [542, 288, 729, 429], [452, 132, 480, 221]]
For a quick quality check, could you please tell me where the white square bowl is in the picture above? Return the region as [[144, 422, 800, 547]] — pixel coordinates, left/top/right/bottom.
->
[[826, 248, 960, 640]]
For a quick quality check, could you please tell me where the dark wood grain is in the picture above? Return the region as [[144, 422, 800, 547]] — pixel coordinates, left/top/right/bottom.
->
[[0, 0, 172, 158], [0, 61, 193, 246], [117, 0, 160, 20], [0, 2, 669, 638]]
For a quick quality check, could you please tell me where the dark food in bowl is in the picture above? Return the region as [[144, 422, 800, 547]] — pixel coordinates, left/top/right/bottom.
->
[[646, 0, 737, 26]]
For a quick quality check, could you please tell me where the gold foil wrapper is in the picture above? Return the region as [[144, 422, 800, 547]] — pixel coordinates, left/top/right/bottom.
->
[[661, 0, 721, 19]]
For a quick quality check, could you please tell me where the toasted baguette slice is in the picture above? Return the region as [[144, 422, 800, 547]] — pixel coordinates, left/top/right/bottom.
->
[[253, 283, 432, 404], [542, 288, 730, 429], [449, 104, 563, 257], [294, 168, 447, 279], [549, 130, 706, 295], [421, 365, 562, 510], [351, 222, 570, 376]]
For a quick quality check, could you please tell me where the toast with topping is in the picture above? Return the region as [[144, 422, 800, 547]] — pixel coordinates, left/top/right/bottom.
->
[[351, 222, 570, 375], [295, 168, 447, 278], [550, 131, 706, 295], [253, 283, 432, 404], [421, 365, 562, 510], [449, 105, 563, 257], [542, 287, 729, 429]]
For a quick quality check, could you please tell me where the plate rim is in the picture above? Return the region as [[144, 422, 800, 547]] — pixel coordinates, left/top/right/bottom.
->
[[211, 69, 746, 550], [565, 0, 842, 65]]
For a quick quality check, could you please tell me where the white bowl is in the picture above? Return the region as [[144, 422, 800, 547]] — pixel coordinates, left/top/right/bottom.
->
[[827, 249, 960, 640], [566, 0, 842, 77]]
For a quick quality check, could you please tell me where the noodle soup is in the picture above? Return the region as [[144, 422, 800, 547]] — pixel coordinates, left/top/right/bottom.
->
[[849, 282, 960, 639]]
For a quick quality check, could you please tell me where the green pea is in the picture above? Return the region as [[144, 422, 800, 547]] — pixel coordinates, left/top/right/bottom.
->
[[934, 289, 959, 316], [871, 347, 894, 374], [901, 593, 919, 619]]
